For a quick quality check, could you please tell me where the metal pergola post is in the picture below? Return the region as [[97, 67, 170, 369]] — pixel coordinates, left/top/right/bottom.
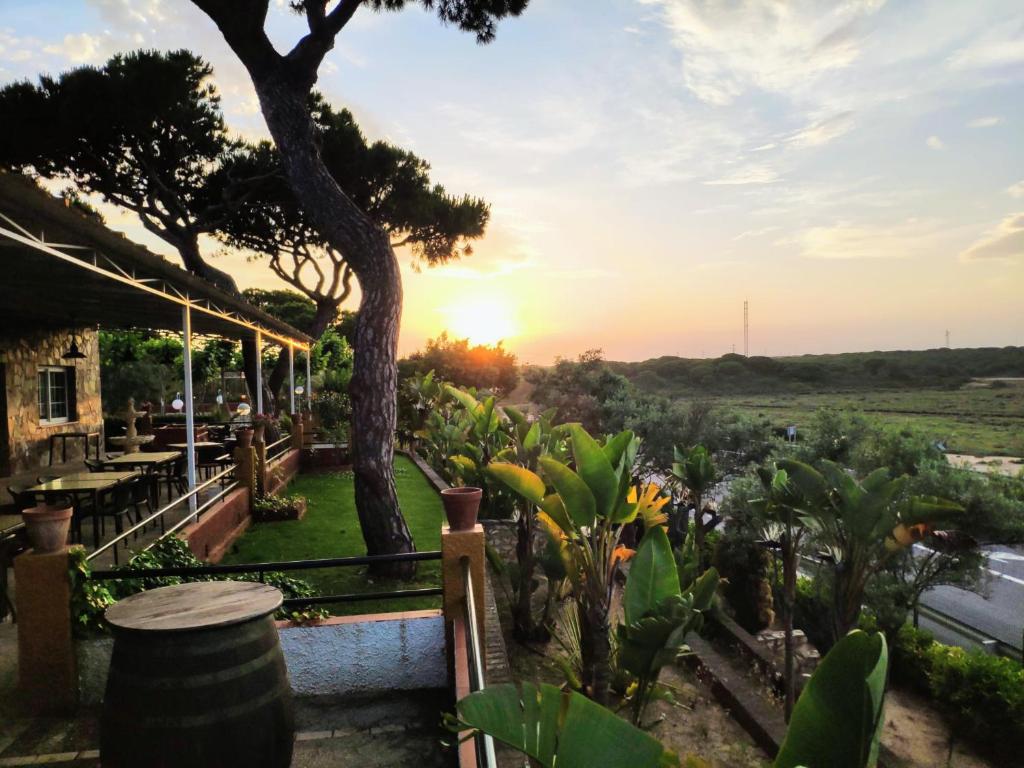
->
[[181, 306, 198, 517], [254, 329, 263, 416], [288, 344, 295, 414], [306, 350, 312, 410]]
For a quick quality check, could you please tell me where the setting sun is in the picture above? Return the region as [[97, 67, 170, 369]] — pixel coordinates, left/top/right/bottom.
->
[[441, 295, 518, 346]]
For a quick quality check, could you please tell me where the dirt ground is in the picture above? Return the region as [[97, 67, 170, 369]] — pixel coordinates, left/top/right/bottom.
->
[[508, 639, 771, 767], [882, 688, 996, 768]]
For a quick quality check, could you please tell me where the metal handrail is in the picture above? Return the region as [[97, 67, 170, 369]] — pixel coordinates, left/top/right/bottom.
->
[[86, 464, 237, 561], [265, 435, 291, 462], [89, 549, 442, 579], [462, 557, 496, 768]]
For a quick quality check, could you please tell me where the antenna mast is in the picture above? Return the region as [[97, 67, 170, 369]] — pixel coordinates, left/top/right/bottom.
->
[[743, 300, 749, 357]]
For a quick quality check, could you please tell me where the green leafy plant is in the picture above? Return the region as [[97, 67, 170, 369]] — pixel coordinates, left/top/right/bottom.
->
[[670, 445, 718, 568], [616, 525, 718, 725], [449, 682, 680, 767], [253, 492, 307, 522], [773, 629, 889, 768]]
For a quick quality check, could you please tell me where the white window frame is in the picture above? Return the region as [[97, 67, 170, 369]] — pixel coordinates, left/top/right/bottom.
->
[[38, 366, 72, 425]]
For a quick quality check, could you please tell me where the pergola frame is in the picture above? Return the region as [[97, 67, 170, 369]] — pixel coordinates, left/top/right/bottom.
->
[[0, 173, 314, 514]]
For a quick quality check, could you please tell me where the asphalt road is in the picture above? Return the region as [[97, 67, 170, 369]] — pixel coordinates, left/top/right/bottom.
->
[[918, 544, 1024, 653]]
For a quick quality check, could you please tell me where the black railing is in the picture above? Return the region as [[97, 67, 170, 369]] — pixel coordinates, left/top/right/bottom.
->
[[265, 435, 291, 462], [89, 550, 443, 607], [462, 557, 496, 768]]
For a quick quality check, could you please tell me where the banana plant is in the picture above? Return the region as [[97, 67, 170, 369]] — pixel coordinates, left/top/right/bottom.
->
[[750, 462, 823, 721], [488, 424, 662, 704], [617, 524, 719, 725], [451, 682, 681, 767], [670, 445, 718, 568], [774, 629, 889, 768], [782, 459, 962, 641]]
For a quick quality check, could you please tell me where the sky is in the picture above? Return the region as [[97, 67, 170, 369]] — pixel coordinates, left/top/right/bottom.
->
[[1, 0, 1022, 363]]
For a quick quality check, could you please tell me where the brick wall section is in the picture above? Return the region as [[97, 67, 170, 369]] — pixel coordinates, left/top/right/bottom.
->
[[0, 327, 102, 475], [181, 485, 251, 563], [264, 448, 300, 495]]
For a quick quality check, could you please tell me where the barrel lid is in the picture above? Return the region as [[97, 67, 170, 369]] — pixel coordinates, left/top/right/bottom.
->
[[105, 581, 284, 632]]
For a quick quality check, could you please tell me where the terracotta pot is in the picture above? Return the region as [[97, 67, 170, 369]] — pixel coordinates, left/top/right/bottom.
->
[[253, 422, 267, 443], [22, 504, 73, 554], [236, 428, 254, 449], [441, 487, 482, 531]]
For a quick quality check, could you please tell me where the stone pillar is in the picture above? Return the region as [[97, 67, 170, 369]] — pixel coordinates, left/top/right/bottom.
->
[[290, 413, 304, 451], [14, 547, 77, 713], [441, 524, 486, 658], [234, 446, 257, 513]]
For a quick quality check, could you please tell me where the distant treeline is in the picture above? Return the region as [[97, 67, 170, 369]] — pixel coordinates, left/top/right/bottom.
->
[[606, 346, 1024, 394]]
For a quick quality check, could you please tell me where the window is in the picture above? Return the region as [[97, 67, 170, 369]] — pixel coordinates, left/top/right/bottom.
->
[[38, 367, 74, 424]]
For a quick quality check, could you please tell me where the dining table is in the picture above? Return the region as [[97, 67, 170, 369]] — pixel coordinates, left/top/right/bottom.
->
[[27, 471, 141, 550], [102, 451, 182, 506]]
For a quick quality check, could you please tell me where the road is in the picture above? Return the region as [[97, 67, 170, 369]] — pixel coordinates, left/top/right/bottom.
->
[[918, 543, 1024, 655]]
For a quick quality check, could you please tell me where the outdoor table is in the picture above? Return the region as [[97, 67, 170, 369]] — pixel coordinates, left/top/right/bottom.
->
[[102, 451, 181, 505], [27, 471, 139, 550], [48, 430, 102, 465], [101, 581, 293, 768]]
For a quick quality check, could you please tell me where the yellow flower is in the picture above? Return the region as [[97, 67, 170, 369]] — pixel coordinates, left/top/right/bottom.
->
[[628, 483, 671, 529]]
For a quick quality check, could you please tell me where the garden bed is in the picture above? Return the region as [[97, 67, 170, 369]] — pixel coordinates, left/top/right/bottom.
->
[[221, 456, 444, 615]]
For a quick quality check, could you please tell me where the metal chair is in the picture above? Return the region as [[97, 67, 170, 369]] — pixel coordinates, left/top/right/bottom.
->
[[84, 458, 106, 473], [6, 484, 37, 512], [92, 482, 136, 564], [36, 475, 60, 485]]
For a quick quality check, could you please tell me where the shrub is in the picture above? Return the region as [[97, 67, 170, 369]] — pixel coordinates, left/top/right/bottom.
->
[[712, 530, 773, 633], [793, 576, 834, 652], [890, 624, 1024, 763]]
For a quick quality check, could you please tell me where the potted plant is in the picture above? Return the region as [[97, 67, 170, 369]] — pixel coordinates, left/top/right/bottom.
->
[[252, 414, 270, 444], [253, 493, 308, 522], [22, 502, 73, 553], [441, 486, 482, 531]]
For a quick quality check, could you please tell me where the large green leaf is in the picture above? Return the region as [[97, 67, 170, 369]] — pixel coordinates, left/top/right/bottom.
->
[[540, 457, 596, 528], [568, 424, 620, 520], [624, 525, 680, 625], [456, 683, 677, 767], [486, 462, 546, 506], [774, 630, 888, 768], [445, 384, 480, 413]]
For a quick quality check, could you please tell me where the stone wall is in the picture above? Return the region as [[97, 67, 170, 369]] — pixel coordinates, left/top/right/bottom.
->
[[0, 327, 102, 475]]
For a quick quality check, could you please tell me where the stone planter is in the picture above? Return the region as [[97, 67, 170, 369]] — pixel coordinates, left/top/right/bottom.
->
[[21, 503, 73, 553], [301, 444, 351, 472], [236, 428, 254, 449], [253, 496, 307, 523], [441, 487, 482, 531]]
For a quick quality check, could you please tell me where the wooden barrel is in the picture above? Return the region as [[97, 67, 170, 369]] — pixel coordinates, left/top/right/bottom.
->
[[101, 581, 293, 768]]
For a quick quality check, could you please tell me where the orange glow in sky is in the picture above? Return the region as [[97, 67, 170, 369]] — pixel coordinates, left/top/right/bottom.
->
[[440, 294, 519, 347]]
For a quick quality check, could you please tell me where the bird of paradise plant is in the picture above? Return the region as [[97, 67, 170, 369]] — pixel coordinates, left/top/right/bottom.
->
[[487, 424, 710, 706]]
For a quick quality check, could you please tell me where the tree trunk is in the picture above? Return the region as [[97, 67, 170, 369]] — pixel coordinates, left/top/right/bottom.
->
[[175, 232, 240, 295], [782, 542, 797, 722], [250, 75, 414, 574], [513, 511, 539, 641], [580, 596, 611, 706], [693, 493, 705, 569]]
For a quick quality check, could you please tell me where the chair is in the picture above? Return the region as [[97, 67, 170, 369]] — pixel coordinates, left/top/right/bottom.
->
[[91, 482, 136, 565], [129, 474, 158, 533], [165, 455, 188, 501], [36, 475, 60, 485], [7, 484, 37, 512], [84, 458, 106, 473]]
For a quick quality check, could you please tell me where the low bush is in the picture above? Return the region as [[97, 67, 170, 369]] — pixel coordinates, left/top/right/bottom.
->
[[712, 531, 773, 633], [69, 537, 324, 634], [792, 576, 834, 652], [890, 624, 1024, 763]]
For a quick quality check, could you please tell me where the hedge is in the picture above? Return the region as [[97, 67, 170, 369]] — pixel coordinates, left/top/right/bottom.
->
[[890, 624, 1024, 764]]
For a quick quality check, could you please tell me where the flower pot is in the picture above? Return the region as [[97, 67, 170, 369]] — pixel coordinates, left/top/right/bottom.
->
[[253, 422, 266, 444], [441, 487, 482, 531], [236, 428, 254, 449], [22, 503, 73, 554]]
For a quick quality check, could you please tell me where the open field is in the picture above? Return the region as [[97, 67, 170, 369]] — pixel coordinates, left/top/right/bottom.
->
[[714, 383, 1024, 457]]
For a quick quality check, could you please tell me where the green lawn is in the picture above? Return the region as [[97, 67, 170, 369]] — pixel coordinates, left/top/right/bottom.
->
[[221, 455, 445, 615]]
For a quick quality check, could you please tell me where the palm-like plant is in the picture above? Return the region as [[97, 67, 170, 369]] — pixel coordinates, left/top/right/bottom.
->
[[487, 425, 664, 704], [670, 445, 718, 568], [782, 459, 962, 642], [750, 462, 823, 721]]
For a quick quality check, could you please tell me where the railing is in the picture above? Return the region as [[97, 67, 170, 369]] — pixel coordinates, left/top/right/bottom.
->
[[88, 550, 443, 609], [86, 465, 238, 563], [462, 557, 496, 768], [266, 434, 291, 463]]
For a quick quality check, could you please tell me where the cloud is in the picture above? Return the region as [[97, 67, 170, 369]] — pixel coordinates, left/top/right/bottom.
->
[[946, 20, 1024, 71], [784, 111, 855, 147], [43, 33, 107, 63], [1007, 180, 1024, 198], [926, 135, 945, 150], [968, 116, 1002, 128], [705, 164, 780, 186], [960, 213, 1024, 262], [791, 218, 946, 260], [637, 0, 886, 106]]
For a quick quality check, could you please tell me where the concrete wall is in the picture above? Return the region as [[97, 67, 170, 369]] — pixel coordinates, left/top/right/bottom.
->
[[0, 327, 102, 476], [78, 610, 447, 705], [278, 611, 447, 697]]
